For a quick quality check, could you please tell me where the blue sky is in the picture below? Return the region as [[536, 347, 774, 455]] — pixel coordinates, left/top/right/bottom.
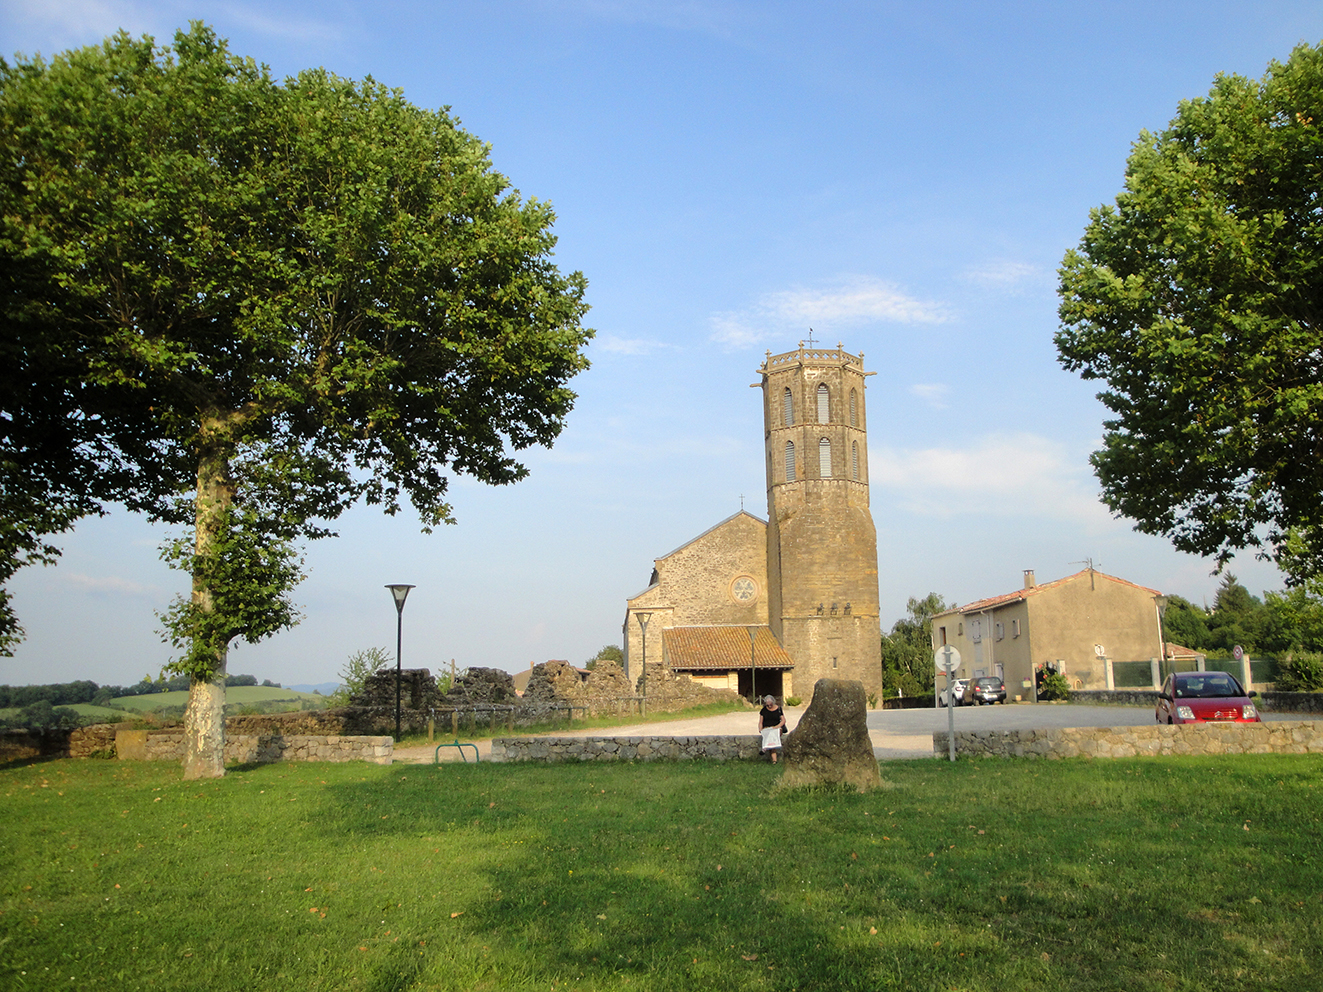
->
[[3, 1, 1320, 688]]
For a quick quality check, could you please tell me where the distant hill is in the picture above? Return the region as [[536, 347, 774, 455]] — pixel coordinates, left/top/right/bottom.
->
[[288, 682, 342, 696]]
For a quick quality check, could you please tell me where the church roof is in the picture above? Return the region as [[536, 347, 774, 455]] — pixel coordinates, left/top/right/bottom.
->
[[662, 625, 795, 671], [656, 510, 766, 562]]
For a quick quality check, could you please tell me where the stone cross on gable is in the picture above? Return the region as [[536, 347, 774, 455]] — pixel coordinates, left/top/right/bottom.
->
[[804, 328, 818, 348]]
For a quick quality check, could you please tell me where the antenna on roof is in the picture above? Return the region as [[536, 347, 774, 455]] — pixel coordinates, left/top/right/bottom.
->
[[1071, 558, 1100, 590]]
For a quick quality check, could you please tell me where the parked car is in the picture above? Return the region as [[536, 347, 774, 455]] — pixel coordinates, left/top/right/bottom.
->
[[963, 676, 1007, 705], [938, 679, 968, 708], [1155, 671, 1260, 724]]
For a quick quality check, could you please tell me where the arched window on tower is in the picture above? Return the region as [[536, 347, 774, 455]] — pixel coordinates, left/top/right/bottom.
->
[[817, 383, 829, 423], [849, 388, 858, 427], [784, 441, 796, 481], [783, 388, 793, 426], [819, 437, 832, 478], [851, 440, 859, 480]]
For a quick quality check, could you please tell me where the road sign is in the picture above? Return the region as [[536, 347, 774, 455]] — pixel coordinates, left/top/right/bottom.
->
[[933, 645, 961, 675], [1233, 644, 1244, 661]]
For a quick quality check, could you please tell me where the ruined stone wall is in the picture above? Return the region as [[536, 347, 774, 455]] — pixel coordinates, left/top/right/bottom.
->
[[933, 721, 1323, 759]]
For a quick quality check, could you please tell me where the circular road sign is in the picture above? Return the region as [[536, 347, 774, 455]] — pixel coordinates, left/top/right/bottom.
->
[[933, 644, 962, 675], [1233, 644, 1244, 661]]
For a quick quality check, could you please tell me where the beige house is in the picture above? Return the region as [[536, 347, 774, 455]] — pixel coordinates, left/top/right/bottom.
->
[[929, 568, 1165, 698]]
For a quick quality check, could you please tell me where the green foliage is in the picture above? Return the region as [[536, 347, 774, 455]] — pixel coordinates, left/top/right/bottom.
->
[[330, 646, 391, 707], [4, 755, 1322, 990], [1038, 670, 1071, 700], [881, 593, 948, 695], [1057, 42, 1323, 582], [1277, 652, 1323, 692], [0, 23, 593, 697], [584, 644, 623, 671], [785, 695, 802, 706]]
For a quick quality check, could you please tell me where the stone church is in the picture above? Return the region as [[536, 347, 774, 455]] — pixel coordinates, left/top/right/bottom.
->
[[623, 342, 884, 703]]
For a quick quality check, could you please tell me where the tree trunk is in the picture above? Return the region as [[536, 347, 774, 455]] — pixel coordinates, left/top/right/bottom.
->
[[182, 654, 227, 779], [181, 420, 235, 780]]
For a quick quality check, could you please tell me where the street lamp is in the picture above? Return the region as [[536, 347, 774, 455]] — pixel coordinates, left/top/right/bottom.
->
[[636, 612, 652, 709], [746, 626, 758, 704], [386, 584, 415, 741], [1154, 594, 1170, 686]]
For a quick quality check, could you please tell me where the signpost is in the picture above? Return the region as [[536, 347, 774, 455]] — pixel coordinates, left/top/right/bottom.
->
[[934, 645, 961, 762]]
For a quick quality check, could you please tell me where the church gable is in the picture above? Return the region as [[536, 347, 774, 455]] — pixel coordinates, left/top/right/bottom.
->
[[652, 511, 768, 628]]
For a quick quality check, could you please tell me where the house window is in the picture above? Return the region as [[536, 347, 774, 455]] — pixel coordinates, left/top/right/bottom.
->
[[785, 441, 796, 481], [783, 387, 794, 426], [970, 619, 981, 643], [849, 388, 858, 427], [995, 622, 1005, 641], [851, 441, 859, 480], [938, 625, 947, 646], [1012, 619, 1021, 638], [818, 437, 831, 477], [817, 383, 829, 423], [957, 622, 963, 636]]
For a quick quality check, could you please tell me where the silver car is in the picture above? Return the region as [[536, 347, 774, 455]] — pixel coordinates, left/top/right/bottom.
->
[[938, 679, 968, 708]]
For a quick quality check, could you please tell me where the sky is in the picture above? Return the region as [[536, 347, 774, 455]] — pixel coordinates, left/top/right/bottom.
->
[[3, 0, 1320, 689]]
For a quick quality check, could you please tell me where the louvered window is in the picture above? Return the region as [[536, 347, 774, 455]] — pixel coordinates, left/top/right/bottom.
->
[[784, 441, 796, 481], [819, 437, 831, 478], [851, 441, 859, 480], [817, 383, 829, 423], [783, 388, 793, 426], [849, 389, 858, 427]]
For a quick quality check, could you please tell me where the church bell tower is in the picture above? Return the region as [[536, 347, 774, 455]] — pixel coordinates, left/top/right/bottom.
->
[[758, 342, 883, 701]]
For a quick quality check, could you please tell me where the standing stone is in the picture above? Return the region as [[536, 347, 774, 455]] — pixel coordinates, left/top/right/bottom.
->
[[779, 678, 881, 792]]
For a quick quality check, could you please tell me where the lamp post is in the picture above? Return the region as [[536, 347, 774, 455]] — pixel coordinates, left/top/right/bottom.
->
[[746, 626, 758, 704], [1154, 594, 1170, 687], [386, 584, 415, 741], [636, 612, 652, 711]]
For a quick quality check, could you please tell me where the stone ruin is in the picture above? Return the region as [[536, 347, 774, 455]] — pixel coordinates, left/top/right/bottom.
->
[[443, 666, 518, 706], [778, 678, 882, 792]]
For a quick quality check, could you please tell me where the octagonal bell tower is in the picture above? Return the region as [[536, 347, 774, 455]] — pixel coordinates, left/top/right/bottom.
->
[[757, 342, 882, 701]]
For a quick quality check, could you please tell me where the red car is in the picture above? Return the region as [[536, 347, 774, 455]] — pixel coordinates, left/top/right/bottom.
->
[[1155, 671, 1260, 725]]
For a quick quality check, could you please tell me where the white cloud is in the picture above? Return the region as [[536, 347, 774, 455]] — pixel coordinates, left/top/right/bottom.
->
[[64, 572, 157, 598], [594, 334, 670, 356], [961, 260, 1043, 291], [7, 0, 154, 45], [870, 432, 1111, 526], [909, 383, 949, 409], [216, 3, 343, 45], [710, 275, 950, 349]]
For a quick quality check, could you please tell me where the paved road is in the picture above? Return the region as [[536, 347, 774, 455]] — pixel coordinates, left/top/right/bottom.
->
[[396, 701, 1313, 764]]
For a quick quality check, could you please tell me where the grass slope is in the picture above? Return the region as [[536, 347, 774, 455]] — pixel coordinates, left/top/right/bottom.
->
[[109, 685, 327, 712], [2, 755, 1320, 991]]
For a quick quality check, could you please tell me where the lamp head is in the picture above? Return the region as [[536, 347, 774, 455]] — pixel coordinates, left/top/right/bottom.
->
[[386, 584, 415, 614]]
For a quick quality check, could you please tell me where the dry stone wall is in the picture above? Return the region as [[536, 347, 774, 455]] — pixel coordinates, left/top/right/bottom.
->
[[490, 734, 762, 763], [934, 721, 1323, 759], [122, 730, 392, 764]]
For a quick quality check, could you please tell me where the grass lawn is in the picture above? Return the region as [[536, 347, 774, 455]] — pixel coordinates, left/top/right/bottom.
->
[[2, 753, 1320, 991], [107, 685, 327, 713]]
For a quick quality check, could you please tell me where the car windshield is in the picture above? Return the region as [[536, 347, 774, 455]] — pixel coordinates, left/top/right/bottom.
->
[[1174, 675, 1242, 698], [976, 678, 1001, 687]]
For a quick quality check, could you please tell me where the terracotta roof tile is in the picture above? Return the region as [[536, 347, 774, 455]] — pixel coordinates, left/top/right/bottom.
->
[[937, 569, 1163, 617], [662, 625, 795, 671]]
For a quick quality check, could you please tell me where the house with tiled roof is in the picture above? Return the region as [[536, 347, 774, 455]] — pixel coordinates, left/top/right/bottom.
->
[[929, 567, 1166, 699]]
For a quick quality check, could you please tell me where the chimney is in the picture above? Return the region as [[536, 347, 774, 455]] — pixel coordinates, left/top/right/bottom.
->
[[1023, 569, 1036, 590]]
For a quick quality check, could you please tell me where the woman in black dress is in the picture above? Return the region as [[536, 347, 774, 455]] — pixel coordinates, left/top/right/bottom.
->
[[758, 694, 786, 763]]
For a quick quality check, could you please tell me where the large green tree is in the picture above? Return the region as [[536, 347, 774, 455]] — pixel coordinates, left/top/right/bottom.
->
[[0, 25, 592, 777], [881, 593, 948, 696], [1056, 42, 1323, 581]]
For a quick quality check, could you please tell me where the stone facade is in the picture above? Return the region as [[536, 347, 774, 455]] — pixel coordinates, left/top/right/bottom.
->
[[933, 721, 1323, 759], [490, 734, 762, 763]]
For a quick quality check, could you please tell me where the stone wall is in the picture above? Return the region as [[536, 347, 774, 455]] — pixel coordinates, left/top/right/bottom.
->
[[490, 734, 763, 763], [122, 730, 392, 764], [933, 721, 1323, 760]]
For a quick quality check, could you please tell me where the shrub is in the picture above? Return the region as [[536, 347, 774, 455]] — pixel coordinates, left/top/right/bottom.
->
[[1039, 671, 1071, 701], [785, 696, 802, 707], [330, 647, 391, 707], [1277, 652, 1323, 692]]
